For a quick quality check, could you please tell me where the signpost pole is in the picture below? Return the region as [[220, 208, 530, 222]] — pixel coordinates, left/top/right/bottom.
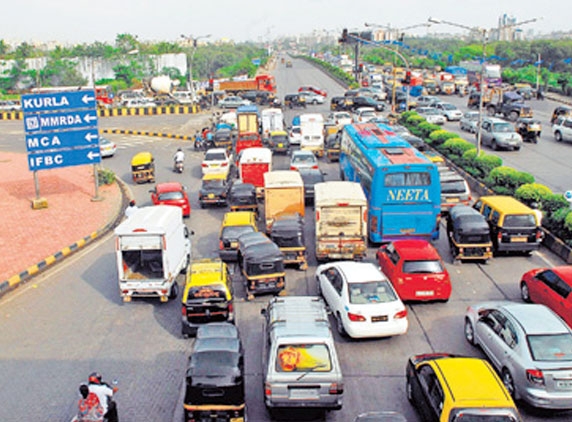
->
[[33, 171, 41, 200], [92, 164, 102, 201]]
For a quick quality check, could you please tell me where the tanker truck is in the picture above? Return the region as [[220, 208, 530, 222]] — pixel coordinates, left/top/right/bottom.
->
[[147, 75, 196, 106]]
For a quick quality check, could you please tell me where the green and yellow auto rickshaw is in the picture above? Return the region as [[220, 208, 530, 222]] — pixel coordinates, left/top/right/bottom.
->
[[131, 151, 155, 184]]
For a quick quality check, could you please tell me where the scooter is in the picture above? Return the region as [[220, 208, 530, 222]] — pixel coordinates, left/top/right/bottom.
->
[[174, 160, 184, 173]]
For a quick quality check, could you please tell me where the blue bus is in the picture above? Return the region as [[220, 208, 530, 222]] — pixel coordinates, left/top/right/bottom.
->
[[339, 123, 441, 243]]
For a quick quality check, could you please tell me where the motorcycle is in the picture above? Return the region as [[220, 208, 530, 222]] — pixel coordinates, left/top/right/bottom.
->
[[71, 379, 119, 422], [174, 160, 184, 173], [193, 134, 214, 151]]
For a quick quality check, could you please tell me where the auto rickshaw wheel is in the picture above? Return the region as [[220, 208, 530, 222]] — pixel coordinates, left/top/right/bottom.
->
[[298, 262, 308, 271], [169, 282, 179, 300]]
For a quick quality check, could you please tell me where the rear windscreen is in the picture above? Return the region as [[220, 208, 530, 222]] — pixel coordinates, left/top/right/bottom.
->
[[158, 191, 184, 201], [503, 214, 536, 228], [186, 285, 227, 302], [441, 180, 468, 194], [459, 234, 491, 244], [403, 260, 443, 274], [275, 344, 332, 372]]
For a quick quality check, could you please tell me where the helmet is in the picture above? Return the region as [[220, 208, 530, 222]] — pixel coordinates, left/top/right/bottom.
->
[[129, 199, 136, 207], [177, 147, 182, 152], [88, 372, 102, 384]]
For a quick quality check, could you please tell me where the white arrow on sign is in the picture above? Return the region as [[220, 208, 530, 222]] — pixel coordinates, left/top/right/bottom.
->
[[84, 132, 99, 142], [83, 113, 98, 124], [82, 94, 96, 104], [87, 150, 101, 160]]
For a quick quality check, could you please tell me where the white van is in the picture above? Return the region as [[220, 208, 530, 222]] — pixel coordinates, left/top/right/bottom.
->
[[114, 205, 192, 302], [261, 296, 344, 413], [300, 113, 325, 157]]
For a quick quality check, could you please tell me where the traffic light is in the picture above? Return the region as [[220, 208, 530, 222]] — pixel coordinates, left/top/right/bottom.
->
[[402, 71, 411, 85], [358, 63, 364, 73], [339, 28, 348, 44]]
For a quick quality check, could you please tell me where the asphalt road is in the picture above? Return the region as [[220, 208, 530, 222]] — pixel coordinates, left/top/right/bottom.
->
[[1, 57, 572, 421]]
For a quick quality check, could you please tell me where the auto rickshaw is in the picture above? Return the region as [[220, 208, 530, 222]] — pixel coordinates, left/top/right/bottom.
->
[[184, 324, 245, 421], [131, 151, 155, 184], [228, 182, 258, 215], [239, 238, 285, 300], [284, 94, 306, 109], [269, 213, 307, 270], [446, 204, 493, 263], [325, 133, 341, 162], [515, 117, 542, 143]]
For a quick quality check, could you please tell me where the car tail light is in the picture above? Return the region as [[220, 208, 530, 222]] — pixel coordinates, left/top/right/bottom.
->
[[264, 382, 272, 397], [526, 369, 545, 386], [329, 382, 343, 394], [201, 163, 207, 168], [536, 230, 543, 241], [181, 306, 186, 316], [347, 312, 366, 322], [498, 232, 503, 242], [394, 309, 408, 319], [312, 165, 318, 169], [219, 240, 224, 250], [221, 162, 228, 167], [290, 166, 296, 171]]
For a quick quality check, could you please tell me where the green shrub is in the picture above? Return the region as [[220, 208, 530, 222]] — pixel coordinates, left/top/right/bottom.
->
[[485, 166, 534, 196], [474, 153, 502, 180], [428, 130, 459, 147], [515, 183, 553, 206], [399, 111, 417, 125], [97, 168, 116, 185], [418, 122, 442, 139], [439, 138, 476, 157], [544, 193, 570, 216]]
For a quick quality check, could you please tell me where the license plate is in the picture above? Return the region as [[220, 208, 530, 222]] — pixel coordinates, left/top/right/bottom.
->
[[447, 197, 459, 203], [556, 380, 572, 389], [230, 242, 238, 248], [230, 418, 244, 422], [211, 164, 220, 167], [278, 143, 283, 147], [511, 237, 528, 243], [372, 315, 388, 322], [289, 389, 319, 399], [416, 290, 435, 297], [208, 193, 215, 198]]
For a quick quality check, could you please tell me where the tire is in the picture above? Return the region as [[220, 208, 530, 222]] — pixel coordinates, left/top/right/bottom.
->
[[491, 140, 499, 151], [487, 107, 496, 116], [169, 282, 179, 300], [312, 100, 317, 105], [406, 378, 414, 402], [555, 131, 563, 142], [520, 281, 531, 302], [464, 318, 476, 346], [336, 313, 347, 337], [509, 111, 519, 122], [502, 369, 516, 398], [315, 276, 322, 296]]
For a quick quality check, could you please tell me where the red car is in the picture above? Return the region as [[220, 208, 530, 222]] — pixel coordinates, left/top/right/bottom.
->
[[150, 182, 191, 218], [376, 239, 451, 302], [298, 85, 327, 97], [521, 266, 572, 328]]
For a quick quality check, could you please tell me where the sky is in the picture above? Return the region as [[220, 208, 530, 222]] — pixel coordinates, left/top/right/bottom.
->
[[2, 0, 569, 46]]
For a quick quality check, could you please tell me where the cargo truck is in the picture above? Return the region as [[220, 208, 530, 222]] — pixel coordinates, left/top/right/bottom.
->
[[314, 181, 367, 261], [263, 171, 305, 233], [114, 205, 192, 302], [219, 74, 276, 94], [236, 105, 262, 155], [238, 147, 273, 197]]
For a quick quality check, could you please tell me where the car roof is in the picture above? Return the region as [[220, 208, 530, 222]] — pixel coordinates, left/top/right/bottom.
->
[[389, 239, 441, 260], [332, 262, 386, 283], [205, 148, 228, 155], [502, 303, 570, 334], [155, 182, 183, 192]]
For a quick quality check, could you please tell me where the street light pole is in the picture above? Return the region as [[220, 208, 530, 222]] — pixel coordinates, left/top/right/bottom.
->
[[181, 34, 211, 102]]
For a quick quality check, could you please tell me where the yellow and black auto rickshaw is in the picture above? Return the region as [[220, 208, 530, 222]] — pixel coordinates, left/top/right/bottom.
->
[[131, 151, 155, 184], [446, 204, 493, 263]]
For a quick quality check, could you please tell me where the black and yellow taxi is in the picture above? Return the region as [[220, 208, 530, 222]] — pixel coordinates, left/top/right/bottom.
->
[[181, 259, 234, 338]]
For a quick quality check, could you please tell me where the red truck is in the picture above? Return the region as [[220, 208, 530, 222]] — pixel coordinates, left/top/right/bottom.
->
[[218, 74, 276, 94], [237, 147, 273, 197], [235, 105, 263, 156]]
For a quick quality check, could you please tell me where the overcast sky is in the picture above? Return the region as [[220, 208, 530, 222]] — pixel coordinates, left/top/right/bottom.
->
[[2, 0, 567, 45]]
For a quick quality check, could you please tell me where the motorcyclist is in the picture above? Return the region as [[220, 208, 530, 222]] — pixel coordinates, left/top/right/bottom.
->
[[88, 373, 118, 422], [173, 148, 185, 169], [76, 383, 104, 422]]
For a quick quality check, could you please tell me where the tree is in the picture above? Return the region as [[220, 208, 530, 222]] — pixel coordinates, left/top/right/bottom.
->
[[40, 58, 87, 86], [115, 33, 139, 55]]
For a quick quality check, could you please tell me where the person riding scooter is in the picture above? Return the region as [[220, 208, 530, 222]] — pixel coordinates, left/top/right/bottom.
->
[[173, 148, 185, 173], [87, 373, 118, 422]]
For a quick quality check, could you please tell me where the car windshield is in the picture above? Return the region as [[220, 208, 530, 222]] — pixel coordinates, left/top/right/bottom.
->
[[292, 154, 316, 164], [402, 260, 444, 274], [361, 110, 375, 117], [158, 191, 184, 201], [203, 179, 225, 189], [441, 180, 468, 194], [492, 123, 513, 133], [275, 344, 332, 372], [205, 152, 227, 161], [292, 127, 301, 134], [442, 104, 456, 110], [348, 280, 397, 304], [528, 334, 572, 361], [189, 351, 239, 376], [336, 113, 351, 120], [451, 411, 519, 422]]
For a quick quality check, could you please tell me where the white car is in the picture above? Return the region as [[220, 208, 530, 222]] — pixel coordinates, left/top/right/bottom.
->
[[201, 148, 232, 177], [432, 102, 463, 121], [553, 116, 572, 143], [352, 107, 377, 123], [288, 126, 302, 145], [416, 107, 446, 125], [298, 91, 325, 105], [460, 111, 480, 133], [218, 96, 251, 109], [316, 261, 408, 339], [0, 100, 21, 111], [328, 111, 352, 126], [123, 98, 156, 108], [99, 137, 116, 158]]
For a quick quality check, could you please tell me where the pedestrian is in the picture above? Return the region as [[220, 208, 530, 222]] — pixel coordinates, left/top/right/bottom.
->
[[125, 199, 139, 218], [530, 202, 543, 226]]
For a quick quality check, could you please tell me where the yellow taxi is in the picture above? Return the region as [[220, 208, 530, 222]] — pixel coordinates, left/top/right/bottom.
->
[[181, 258, 234, 338], [406, 353, 521, 421]]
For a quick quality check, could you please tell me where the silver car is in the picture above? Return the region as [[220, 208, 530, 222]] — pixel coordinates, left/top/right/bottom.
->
[[464, 301, 572, 409], [479, 117, 523, 151], [459, 111, 480, 133]]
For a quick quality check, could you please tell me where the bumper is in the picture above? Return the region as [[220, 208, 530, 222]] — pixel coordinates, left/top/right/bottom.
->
[[523, 387, 572, 409], [345, 319, 408, 339], [497, 241, 540, 252], [219, 249, 239, 261]]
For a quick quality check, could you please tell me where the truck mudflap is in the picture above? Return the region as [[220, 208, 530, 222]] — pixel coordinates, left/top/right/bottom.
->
[[316, 238, 367, 260]]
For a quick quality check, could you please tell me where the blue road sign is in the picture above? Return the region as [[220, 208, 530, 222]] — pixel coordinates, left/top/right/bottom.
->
[[21, 90, 97, 113], [27, 145, 101, 171], [251, 58, 261, 66], [25, 128, 99, 153], [24, 109, 98, 133]]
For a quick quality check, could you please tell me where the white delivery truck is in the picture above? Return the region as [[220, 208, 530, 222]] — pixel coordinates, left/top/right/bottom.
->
[[314, 181, 368, 261], [261, 108, 284, 140], [300, 113, 325, 157], [114, 205, 192, 302]]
